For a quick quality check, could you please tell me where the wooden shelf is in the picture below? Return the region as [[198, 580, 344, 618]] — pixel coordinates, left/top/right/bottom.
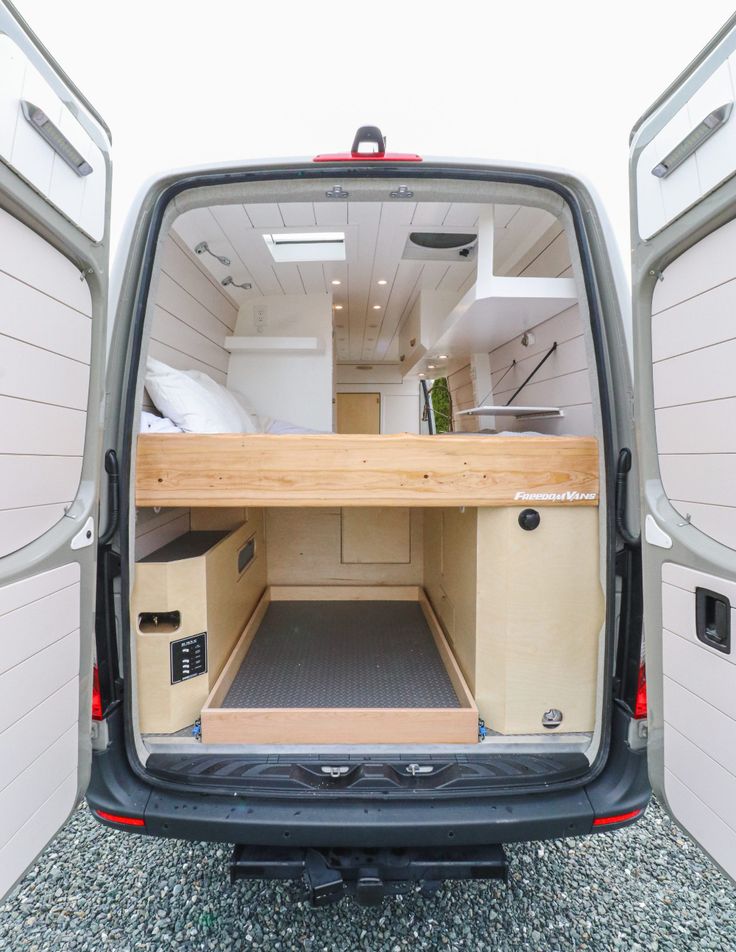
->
[[135, 433, 599, 508], [432, 276, 577, 355], [225, 335, 323, 353]]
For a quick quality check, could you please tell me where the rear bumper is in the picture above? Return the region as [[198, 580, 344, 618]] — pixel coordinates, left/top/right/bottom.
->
[[87, 705, 650, 847]]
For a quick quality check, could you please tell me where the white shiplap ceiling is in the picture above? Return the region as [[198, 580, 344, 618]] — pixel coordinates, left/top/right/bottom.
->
[[172, 201, 558, 362]]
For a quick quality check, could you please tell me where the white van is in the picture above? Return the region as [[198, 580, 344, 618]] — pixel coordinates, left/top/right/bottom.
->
[[1, 0, 735, 906]]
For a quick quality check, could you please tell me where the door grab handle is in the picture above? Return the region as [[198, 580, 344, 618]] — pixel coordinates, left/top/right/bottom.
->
[[695, 587, 731, 655], [20, 101, 93, 176], [651, 102, 733, 179]]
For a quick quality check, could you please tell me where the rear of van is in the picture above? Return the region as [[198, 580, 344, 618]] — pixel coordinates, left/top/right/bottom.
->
[[86, 139, 650, 902]]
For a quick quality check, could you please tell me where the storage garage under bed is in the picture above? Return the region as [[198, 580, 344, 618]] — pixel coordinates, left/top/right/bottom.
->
[[201, 586, 477, 745], [132, 432, 604, 746]]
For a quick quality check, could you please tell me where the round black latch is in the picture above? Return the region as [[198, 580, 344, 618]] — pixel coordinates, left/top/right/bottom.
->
[[518, 508, 541, 531]]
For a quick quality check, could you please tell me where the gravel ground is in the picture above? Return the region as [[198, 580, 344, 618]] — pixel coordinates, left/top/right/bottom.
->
[[1, 798, 733, 952]]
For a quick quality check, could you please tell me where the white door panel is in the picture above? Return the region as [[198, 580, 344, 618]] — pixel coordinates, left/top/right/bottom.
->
[[0, 1, 111, 901], [636, 42, 736, 240], [632, 14, 736, 884], [0, 33, 106, 240]]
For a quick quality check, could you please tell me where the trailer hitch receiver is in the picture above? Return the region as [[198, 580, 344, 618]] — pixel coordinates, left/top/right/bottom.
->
[[230, 843, 508, 907]]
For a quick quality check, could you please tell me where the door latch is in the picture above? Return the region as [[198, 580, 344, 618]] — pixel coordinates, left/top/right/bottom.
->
[[696, 587, 731, 654]]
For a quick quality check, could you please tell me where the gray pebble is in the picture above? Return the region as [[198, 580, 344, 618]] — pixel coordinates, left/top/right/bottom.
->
[[0, 798, 733, 952]]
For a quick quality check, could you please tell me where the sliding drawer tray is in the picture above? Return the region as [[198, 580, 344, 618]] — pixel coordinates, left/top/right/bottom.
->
[[201, 586, 478, 745], [136, 433, 600, 508]]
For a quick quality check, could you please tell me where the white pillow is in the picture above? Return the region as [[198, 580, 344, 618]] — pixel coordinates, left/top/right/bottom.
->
[[229, 389, 264, 433], [145, 358, 244, 433], [185, 371, 260, 434]]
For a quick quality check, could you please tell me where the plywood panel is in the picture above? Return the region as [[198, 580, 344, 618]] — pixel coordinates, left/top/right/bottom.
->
[[134, 518, 266, 733], [266, 507, 423, 586], [341, 508, 411, 563], [136, 434, 600, 508], [475, 506, 603, 733]]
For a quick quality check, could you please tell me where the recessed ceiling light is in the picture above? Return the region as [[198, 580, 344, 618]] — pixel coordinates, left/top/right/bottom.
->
[[438, 354, 448, 360], [418, 373, 425, 378], [372, 304, 382, 310], [333, 304, 343, 310], [377, 279, 388, 285], [331, 279, 341, 285], [428, 364, 436, 370]]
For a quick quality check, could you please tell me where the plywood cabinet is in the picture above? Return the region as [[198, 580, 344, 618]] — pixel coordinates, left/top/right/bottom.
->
[[425, 506, 604, 734], [133, 516, 266, 734]]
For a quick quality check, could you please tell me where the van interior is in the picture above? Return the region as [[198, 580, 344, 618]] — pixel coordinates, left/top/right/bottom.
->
[[127, 176, 608, 776]]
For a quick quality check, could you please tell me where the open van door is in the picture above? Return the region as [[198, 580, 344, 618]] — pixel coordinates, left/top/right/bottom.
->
[[631, 15, 736, 884], [0, 2, 111, 898]]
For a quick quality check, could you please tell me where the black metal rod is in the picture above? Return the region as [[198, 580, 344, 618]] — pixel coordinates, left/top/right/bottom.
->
[[505, 342, 558, 406], [420, 378, 434, 434]]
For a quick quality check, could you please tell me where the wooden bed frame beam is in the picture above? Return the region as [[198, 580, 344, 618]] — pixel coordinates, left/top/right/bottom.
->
[[136, 434, 599, 508]]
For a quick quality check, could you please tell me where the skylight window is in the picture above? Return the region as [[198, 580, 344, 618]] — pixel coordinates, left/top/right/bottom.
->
[[263, 231, 346, 263]]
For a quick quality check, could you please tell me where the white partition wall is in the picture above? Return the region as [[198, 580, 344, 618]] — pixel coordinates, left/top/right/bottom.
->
[[227, 293, 334, 432]]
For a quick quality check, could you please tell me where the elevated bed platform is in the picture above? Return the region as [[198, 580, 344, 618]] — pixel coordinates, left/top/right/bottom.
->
[[136, 434, 600, 508]]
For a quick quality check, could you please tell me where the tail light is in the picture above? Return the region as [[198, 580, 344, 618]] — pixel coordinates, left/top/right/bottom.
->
[[94, 809, 145, 828], [634, 661, 647, 719], [593, 808, 643, 828], [92, 663, 103, 721]]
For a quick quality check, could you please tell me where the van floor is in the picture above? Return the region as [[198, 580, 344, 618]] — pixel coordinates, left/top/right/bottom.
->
[[222, 600, 461, 709]]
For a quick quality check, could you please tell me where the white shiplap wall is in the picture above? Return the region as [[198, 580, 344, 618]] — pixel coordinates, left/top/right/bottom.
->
[[0, 563, 81, 897], [488, 229, 593, 436], [488, 304, 594, 436], [448, 363, 479, 433], [0, 207, 92, 558], [652, 216, 736, 551], [136, 234, 238, 559]]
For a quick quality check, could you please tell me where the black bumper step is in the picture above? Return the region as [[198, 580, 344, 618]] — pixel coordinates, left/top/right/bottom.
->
[[146, 750, 589, 796], [230, 843, 509, 906]]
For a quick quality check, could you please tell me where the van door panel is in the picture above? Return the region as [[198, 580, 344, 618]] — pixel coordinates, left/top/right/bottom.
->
[[0, 1, 111, 901], [632, 13, 736, 884]]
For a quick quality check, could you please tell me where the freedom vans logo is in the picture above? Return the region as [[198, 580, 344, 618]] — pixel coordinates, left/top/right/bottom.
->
[[514, 490, 598, 502]]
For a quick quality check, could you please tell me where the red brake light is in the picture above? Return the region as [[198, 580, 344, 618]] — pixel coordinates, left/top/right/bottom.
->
[[313, 151, 422, 163], [634, 661, 647, 719], [593, 808, 642, 827], [314, 124, 422, 163], [95, 809, 145, 828], [91, 664, 103, 721]]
